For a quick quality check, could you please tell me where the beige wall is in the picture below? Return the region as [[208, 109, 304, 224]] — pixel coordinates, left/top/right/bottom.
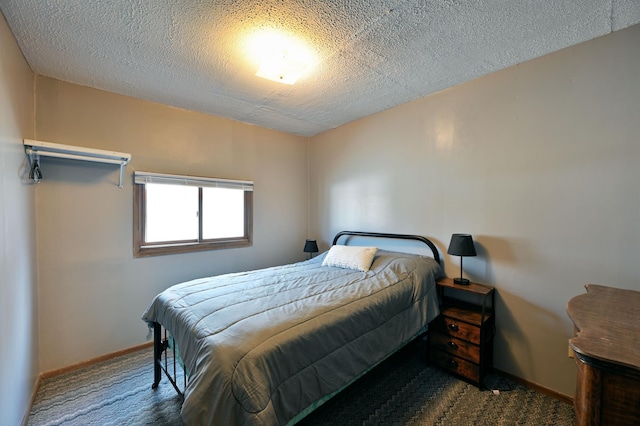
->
[[309, 24, 640, 396], [34, 78, 309, 372], [0, 10, 38, 426]]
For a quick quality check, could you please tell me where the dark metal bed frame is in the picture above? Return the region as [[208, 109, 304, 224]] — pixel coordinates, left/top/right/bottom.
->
[[332, 230, 440, 264], [151, 230, 441, 399], [151, 323, 187, 396]]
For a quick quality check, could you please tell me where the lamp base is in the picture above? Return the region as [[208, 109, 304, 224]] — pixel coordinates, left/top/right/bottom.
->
[[453, 277, 470, 285]]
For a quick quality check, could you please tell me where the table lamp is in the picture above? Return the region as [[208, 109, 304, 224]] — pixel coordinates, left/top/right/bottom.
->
[[303, 239, 319, 259], [447, 234, 477, 285]]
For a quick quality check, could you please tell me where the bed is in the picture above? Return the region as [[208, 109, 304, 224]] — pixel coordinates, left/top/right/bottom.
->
[[142, 231, 442, 425]]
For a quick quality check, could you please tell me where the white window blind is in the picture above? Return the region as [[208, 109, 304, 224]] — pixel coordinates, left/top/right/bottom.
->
[[134, 171, 253, 191]]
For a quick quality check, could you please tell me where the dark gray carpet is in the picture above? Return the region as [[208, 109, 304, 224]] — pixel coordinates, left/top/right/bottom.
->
[[28, 338, 574, 425]]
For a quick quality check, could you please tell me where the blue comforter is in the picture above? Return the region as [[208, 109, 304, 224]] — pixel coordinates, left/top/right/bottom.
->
[[142, 250, 442, 425]]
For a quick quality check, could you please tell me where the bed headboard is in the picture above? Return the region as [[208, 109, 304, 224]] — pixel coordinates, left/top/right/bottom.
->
[[332, 231, 440, 265]]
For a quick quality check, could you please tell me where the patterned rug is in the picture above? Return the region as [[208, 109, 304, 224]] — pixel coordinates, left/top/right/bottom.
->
[[28, 338, 575, 425]]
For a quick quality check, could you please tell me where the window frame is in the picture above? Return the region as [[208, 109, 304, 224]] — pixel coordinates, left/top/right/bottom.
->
[[133, 172, 253, 257]]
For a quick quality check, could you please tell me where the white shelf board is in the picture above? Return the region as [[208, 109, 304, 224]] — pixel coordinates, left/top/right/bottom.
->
[[24, 139, 131, 188]]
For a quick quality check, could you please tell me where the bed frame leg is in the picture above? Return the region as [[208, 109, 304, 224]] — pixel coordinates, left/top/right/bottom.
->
[[152, 322, 162, 389]]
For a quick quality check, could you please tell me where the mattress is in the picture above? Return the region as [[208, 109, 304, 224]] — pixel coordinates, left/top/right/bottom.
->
[[142, 249, 442, 425]]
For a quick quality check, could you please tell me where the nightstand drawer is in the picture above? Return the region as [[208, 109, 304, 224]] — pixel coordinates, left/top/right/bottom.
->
[[430, 315, 481, 345], [430, 332, 480, 364], [430, 349, 480, 383]]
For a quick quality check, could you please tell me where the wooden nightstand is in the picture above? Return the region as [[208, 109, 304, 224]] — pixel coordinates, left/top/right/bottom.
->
[[428, 277, 496, 388]]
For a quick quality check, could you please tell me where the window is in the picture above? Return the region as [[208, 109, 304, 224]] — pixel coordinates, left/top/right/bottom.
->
[[133, 171, 253, 257]]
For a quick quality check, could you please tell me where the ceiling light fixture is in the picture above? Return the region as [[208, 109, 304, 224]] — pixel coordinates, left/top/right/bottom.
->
[[256, 52, 308, 85], [246, 29, 316, 85]]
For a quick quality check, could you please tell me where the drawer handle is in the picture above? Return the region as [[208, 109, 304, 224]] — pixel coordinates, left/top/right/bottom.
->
[[447, 359, 458, 368], [448, 341, 458, 350], [448, 323, 459, 332]]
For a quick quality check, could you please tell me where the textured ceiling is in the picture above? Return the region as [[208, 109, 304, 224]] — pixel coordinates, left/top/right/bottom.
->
[[1, 1, 639, 137]]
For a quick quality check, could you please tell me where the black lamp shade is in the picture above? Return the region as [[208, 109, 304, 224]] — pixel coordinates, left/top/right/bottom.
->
[[303, 239, 319, 254], [447, 234, 477, 257], [447, 234, 476, 285]]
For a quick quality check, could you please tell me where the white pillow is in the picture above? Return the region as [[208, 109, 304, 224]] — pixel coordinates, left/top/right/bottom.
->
[[322, 245, 378, 272]]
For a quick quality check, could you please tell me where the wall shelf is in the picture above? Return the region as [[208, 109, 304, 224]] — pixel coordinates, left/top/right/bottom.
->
[[24, 139, 132, 188]]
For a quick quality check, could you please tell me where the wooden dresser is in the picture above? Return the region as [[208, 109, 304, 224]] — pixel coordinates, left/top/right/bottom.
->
[[567, 284, 640, 426]]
